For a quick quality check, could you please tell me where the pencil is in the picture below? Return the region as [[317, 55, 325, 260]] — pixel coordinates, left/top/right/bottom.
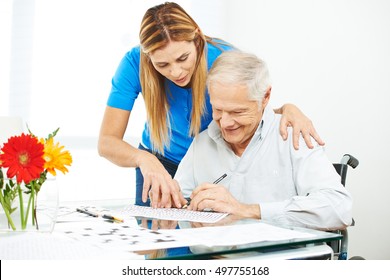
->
[[76, 208, 124, 223], [102, 214, 124, 223]]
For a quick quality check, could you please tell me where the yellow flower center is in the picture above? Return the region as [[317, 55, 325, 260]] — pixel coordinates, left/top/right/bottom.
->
[[44, 155, 52, 162], [18, 152, 29, 166]]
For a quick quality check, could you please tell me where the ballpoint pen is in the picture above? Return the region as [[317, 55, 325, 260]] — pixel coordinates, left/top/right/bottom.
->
[[213, 173, 227, 184], [182, 173, 227, 209], [76, 207, 99, 217], [181, 198, 191, 209]]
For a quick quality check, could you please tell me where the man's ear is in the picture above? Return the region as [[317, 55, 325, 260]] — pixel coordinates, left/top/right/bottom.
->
[[262, 86, 272, 107]]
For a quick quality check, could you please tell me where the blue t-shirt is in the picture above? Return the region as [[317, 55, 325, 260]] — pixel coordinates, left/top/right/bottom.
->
[[107, 41, 233, 163]]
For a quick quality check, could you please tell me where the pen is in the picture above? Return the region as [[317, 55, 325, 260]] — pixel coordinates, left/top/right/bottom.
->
[[76, 207, 99, 217], [182, 173, 227, 209], [181, 198, 191, 209], [213, 173, 227, 184]]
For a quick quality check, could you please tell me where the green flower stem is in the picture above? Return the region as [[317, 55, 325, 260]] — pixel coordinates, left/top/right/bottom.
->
[[24, 190, 33, 228], [17, 184, 26, 229], [31, 181, 36, 227], [0, 191, 16, 230]]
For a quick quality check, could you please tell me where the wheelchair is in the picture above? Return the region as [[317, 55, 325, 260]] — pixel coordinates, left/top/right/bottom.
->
[[330, 154, 360, 260]]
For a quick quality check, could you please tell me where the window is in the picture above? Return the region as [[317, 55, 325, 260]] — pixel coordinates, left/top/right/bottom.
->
[[1, 0, 226, 202]]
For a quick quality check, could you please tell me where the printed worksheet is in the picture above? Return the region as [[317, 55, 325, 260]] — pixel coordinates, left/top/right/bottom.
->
[[0, 231, 142, 259], [54, 218, 197, 252], [120, 204, 229, 223], [53, 219, 316, 253]]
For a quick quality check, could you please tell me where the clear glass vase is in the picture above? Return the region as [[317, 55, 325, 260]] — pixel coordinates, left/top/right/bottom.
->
[[0, 177, 58, 232]]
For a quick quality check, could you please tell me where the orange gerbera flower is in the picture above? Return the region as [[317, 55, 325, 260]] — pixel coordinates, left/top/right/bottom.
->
[[41, 137, 72, 176], [0, 133, 45, 184]]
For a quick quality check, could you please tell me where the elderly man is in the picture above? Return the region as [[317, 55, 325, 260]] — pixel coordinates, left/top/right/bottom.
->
[[174, 51, 353, 230]]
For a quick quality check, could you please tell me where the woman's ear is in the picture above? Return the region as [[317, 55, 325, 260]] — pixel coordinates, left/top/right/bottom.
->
[[194, 28, 203, 47]]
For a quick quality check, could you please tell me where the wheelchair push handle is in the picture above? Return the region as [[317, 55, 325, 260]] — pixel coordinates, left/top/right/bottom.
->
[[341, 154, 359, 169]]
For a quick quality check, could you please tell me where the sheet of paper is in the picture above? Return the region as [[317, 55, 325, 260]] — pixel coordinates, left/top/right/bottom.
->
[[55, 219, 315, 252], [2, 219, 319, 259], [56, 205, 138, 226], [54, 219, 197, 253], [120, 204, 229, 223], [4, 203, 319, 258], [169, 222, 316, 247], [0, 231, 142, 260]]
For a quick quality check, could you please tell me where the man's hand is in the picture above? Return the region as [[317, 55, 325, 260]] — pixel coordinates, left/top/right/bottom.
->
[[188, 183, 259, 219]]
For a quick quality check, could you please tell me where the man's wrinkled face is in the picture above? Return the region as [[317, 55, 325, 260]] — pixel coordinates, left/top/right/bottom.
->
[[209, 81, 265, 152]]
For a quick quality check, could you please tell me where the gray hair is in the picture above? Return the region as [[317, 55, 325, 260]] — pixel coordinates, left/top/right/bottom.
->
[[207, 51, 271, 104]]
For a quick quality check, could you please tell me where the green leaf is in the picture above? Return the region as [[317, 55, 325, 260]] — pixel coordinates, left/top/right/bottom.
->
[[47, 127, 60, 140], [26, 124, 60, 140], [1, 181, 18, 215], [0, 169, 4, 189]]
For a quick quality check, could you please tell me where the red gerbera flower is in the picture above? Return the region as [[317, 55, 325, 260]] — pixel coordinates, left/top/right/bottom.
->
[[0, 133, 45, 184]]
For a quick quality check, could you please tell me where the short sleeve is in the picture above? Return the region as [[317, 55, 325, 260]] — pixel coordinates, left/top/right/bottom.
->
[[107, 46, 142, 111]]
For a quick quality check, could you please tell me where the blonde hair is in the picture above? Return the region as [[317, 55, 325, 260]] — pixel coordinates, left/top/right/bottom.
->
[[139, 2, 208, 154]]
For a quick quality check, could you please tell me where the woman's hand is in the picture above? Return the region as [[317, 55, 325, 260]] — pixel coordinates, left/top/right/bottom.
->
[[139, 151, 186, 208], [276, 103, 325, 150]]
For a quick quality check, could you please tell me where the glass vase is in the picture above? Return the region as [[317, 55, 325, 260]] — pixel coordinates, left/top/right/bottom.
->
[[0, 177, 58, 232]]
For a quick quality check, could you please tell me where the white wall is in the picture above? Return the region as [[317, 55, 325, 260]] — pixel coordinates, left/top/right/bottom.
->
[[213, 0, 390, 260]]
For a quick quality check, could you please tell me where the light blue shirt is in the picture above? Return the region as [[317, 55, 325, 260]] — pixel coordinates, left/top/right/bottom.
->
[[107, 41, 233, 163], [175, 107, 353, 230]]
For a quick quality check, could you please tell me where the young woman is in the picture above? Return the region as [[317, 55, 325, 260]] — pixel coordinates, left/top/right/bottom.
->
[[98, 2, 324, 209]]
